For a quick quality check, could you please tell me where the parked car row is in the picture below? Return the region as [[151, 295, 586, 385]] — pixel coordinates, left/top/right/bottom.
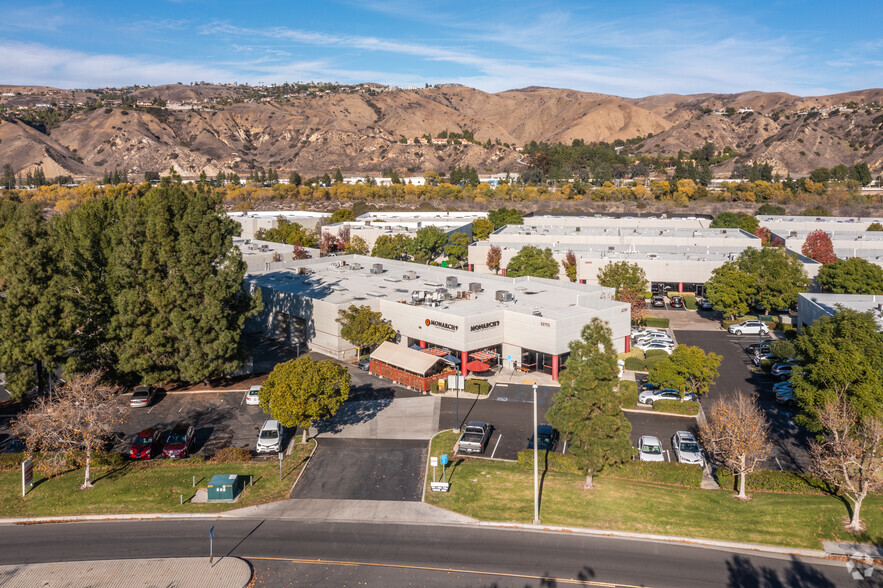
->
[[632, 328, 677, 354], [637, 431, 705, 466], [129, 423, 195, 460]]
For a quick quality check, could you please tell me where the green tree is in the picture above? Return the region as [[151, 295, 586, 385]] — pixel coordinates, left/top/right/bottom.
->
[[333, 168, 344, 184], [0, 202, 64, 399], [710, 212, 759, 234], [756, 203, 786, 215], [596, 261, 647, 296], [336, 305, 396, 357], [259, 356, 351, 443], [288, 171, 302, 187], [705, 262, 755, 320], [344, 235, 369, 255], [770, 340, 796, 361], [867, 222, 883, 232], [371, 234, 412, 260], [444, 231, 471, 266], [408, 226, 448, 264], [791, 308, 883, 433], [256, 219, 317, 247], [506, 246, 559, 279], [736, 247, 809, 313], [648, 345, 722, 398], [487, 207, 524, 230], [546, 319, 633, 489], [472, 217, 495, 241], [330, 208, 355, 224], [801, 205, 832, 217], [817, 258, 883, 294], [1, 164, 15, 189], [562, 250, 577, 282]]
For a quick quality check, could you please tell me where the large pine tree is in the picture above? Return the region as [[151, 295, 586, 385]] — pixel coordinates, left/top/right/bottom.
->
[[546, 318, 633, 489]]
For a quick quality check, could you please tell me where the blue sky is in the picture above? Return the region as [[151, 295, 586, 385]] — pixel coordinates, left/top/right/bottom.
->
[[0, 0, 880, 97]]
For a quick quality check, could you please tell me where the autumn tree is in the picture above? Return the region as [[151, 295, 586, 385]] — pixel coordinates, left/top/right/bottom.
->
[[701, 393, 771, 500], [292, 243, 309, 260], [336, 305, 396, 357], [345, 235, 369, 255], [259, 356, 351, 443], [753, 226, 772, 246], [596, 261, 647, 297], [486, 245, 502, 274], [618, 287, 647, 324], [562, 250, 578, 282], [546, 319, 633, 489], [801, 229, 837, 264], [816, 258, 883, 294], [319, 231, 339, 256], [809, 397, 882, 533], [14, 372, 126, 489], [506, 246, 559, 279], [472, 217, 495, 241], [648, 345, 722, 398]]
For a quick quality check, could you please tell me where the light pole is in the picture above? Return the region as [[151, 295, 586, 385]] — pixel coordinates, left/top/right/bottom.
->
[[532, 382, 540, 525], [455, 364, 461, 432]]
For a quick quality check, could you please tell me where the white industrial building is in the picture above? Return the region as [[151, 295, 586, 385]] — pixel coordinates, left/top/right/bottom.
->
[[797, 292, 883, 332], [228, 211, 330, 240], [244, 255, 631, 381], [322, 211, 487, 252], [769, 228, 883, 268], [757, 215, 883, 234]]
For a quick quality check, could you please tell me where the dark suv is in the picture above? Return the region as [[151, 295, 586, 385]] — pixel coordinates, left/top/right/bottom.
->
[[651, 296, 666, 308], [669, 296, 684, 309]]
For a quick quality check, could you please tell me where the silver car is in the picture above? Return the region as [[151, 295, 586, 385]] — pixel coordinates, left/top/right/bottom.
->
[[671, 431, 704, 466]]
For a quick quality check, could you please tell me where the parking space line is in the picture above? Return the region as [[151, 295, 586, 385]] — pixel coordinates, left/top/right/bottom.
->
[[490, 434, 502, 459], [147, 405, 156, 414]]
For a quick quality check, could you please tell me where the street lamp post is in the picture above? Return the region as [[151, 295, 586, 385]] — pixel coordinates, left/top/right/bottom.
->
[[532, 382, 540, 525], [455, 364, 461, 433]]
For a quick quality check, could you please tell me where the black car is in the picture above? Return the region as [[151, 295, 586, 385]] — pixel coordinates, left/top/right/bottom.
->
[[358, 357, 371, 371], [745, 339, 774, 354], [669, 296, 684, 309], [698, 299, 714, 310], [651, 296, 666, 308], [528, 425, 560, 451]]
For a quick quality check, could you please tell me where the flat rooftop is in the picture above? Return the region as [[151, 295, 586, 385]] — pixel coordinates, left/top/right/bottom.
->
[[474, 242, 753, 262], [799, 293, 883, 329], [759, 215, 883, 225], [246, 256, 623, 320], [493, 225, 757, 240], [228, 211, 330, 221], [773, 229, 883, 242], [356, 211, 487, 221]]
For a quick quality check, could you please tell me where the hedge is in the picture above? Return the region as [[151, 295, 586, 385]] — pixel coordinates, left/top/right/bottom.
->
[[644, 317, 670, 328], [624, 357, 645, 372], [645, 349, 670, 359], [653, 399, 700, 415], [683, 296, 698, 310], [644, 354, 669, 370], [714, 467, 832, 494], [618, 380, 638, 408], [516, 449, 583, 474], [604, 460, 703, 487], [465, 379, 491, 395]]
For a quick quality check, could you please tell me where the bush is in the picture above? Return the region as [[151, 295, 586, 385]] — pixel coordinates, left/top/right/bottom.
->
[[653, 399, 700, 415], [465, 379, 491, 395], [645, 349, 670, 359], [770, 340, 796, 360], [644, 354, 669, 370], [721, 319, 740, 329], [624, 357, 645, 372], [211, 447, 253, 464], [92, 450, 127, 468], [644, 317, 670, 328], [0, 452, 25, 471], [186, 453, 207, 464], [714, 468, 831, 494], [683, 296, 698, 310], [643, 291, 653, 299], [618, 381, 638, 408], [430, 380, 439, 394], [516, 449, 583, 474], [604, 460, 703, 487]]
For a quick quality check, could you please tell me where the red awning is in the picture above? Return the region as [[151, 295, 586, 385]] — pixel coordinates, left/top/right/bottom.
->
[[471, 351, 497, 361], [464, 360, 490, 372]]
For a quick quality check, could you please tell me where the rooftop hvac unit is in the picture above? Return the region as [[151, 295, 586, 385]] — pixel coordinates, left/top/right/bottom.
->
[[351, 263, 362, 270], [469, 282, 482, 293], [260, 244, 269, 251], [532, 309, 542, 316], [495, 290, 513, 302], [403, 270, 417, 280], [446, 276, 458, 288], [370, 263, 383, 274], [339, 260, 347, 267], [790, 231, 798, 237]]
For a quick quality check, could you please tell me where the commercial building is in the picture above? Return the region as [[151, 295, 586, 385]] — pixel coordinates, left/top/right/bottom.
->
[[322, 211, 486, 252], [233, 237, 319, 273], [769, 228, 883, 268], [523, 212, 713, 229], [228, 211, 329, 240], [245, 255, 631, 381], [797, 293, 883, 332], [757, 215, 883, 234]]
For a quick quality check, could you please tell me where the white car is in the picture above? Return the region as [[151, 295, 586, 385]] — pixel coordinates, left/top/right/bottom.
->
[[633, 332, 673, 345], [635, 341, 675, 354], [245, 385, 262, 405], [671, 431, 704, 466], [752, 352, 776, 366], [728, 320, 770, 336], [638, 436, 665, 462], [256, 419, 283, 453], [638, 388, 697, 405]]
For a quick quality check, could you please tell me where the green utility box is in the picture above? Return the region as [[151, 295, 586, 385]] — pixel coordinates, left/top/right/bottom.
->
[[206, 474, 244, 502]]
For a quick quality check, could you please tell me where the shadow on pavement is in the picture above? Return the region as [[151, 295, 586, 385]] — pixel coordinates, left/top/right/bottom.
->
[[726, 554, 837, 588], [312, 397, 393, 435]]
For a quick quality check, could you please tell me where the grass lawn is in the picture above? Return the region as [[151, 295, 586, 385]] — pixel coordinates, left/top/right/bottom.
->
[[0, 441, 314, 517], [425, 431, 882, 549]]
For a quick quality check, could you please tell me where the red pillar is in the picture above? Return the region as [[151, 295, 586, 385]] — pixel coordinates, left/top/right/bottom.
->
[[420, 340, 426, 349], [678, 282, 684, 293], [552, 354, 559, 382], [462, 351, 469, 376], [624, 336, 630, 353], [501, 268, 506, 277], [468, 264, 473, 272]]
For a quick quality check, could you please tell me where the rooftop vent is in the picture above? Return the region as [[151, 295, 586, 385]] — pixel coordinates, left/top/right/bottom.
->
[[403, 270, 417, 280], [370, 263, 384, 274], [469, 282, 482, 293], [350, 263, 362, 270], [446, 276, 458, 288], [495, 290, 514, 302], [383, 277, 401, 283]]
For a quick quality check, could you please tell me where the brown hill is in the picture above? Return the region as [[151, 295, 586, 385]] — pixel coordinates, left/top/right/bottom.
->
[[0, 84, 881, 179]]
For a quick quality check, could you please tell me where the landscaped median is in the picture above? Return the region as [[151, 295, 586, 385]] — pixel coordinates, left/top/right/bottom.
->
[[423, 430, 882, 549], [0, 441, 314, 518]]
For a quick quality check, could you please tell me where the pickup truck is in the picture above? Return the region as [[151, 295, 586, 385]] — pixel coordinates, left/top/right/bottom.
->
[[456, 421, 493, 454]]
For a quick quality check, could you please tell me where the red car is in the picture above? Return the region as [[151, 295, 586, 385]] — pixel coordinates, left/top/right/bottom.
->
[[162, 423, 195, 459], [130, 428, 163, 460]]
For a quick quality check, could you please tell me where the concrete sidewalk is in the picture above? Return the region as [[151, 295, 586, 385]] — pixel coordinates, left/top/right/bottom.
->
[[225, 498, 476, 525], [0, 556, 252, 588]]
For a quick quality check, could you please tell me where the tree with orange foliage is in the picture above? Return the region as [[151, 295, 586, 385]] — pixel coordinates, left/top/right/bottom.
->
[[809, 397, 882, 533], [14, 372, 126, 489], [486, 245, 502, 274], [753, 226, 772, 246], [801, 229, 837, 264], [562, 249, 577, 282], [700, 393, 770, 500], [617, 287, 648, 324]]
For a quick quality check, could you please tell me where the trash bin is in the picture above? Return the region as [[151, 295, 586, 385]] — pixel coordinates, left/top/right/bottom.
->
[[207, 474, 244, 502]]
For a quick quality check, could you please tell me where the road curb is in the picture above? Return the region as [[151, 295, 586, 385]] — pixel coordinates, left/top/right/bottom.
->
[[0, 512, 223, 525], [621, 407, 698, 419]]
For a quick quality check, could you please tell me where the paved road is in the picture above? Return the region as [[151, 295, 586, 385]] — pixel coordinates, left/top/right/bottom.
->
[[0, 519, 855, 587], [292, 438, 427, 501], [675, 330, 811, 471]]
